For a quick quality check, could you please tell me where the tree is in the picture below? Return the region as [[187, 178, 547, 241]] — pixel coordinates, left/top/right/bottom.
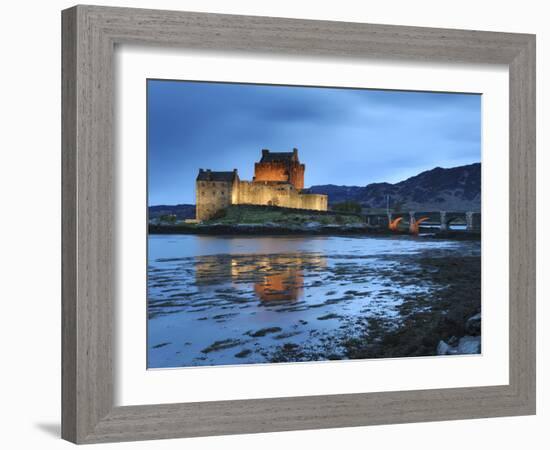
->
[[159, 214, 177, 223]]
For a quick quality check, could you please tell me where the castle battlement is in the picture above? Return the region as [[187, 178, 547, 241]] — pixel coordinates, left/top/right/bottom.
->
[[195, 148, 327, 221]]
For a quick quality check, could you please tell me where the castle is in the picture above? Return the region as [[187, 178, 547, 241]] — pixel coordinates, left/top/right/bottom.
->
[[195, 148, 328, 221]]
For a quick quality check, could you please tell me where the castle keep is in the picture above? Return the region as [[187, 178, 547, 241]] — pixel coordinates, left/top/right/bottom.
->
[[195, 148, 328, 221]]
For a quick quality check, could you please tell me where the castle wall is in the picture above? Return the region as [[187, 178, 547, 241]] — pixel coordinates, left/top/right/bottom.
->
[[236, 181, 327, 211], [195, 179, 234, 221], [195, 149, 326, 221], [288, 163, 305, 190], [253, 162, 288, 183], [196, 179, 327, 221], [253, 162, 305, 190]]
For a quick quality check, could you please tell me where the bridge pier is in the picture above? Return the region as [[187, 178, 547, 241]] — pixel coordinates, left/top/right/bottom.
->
[[440, 211, 447, 231], [466, 212, 481, 232], [466, 212, 473, 231], [409, 212, 416, 234]]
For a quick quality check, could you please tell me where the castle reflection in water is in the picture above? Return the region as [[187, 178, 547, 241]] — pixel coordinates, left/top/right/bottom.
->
[[193, 253, 327, 302]]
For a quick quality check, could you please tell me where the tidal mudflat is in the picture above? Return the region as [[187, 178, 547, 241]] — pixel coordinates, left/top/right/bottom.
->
[[147, 234, 481, 368]]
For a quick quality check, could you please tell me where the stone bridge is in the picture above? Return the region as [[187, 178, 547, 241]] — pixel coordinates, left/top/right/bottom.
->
[[364, 211, 481, 233]]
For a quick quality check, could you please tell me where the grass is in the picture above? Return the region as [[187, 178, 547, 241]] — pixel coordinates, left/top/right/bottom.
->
[[206, 205, 364, 226]]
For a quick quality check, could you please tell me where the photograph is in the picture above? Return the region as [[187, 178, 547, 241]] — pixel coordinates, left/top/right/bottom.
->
[[146, 79, 482, 369]]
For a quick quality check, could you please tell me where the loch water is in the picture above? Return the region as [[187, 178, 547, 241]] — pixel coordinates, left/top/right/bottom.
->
[[147, 234, 480, 368]]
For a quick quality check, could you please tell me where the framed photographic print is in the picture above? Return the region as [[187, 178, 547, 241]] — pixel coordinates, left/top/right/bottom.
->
[[62, 5, 536, 444]]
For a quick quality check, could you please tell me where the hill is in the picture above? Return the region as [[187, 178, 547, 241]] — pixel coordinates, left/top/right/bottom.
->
[[306, 163, 480, 212], [148, 204, 195, 220]]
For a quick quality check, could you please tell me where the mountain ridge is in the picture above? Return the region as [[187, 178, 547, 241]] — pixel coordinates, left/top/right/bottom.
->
[[306, 162, 480, 212]]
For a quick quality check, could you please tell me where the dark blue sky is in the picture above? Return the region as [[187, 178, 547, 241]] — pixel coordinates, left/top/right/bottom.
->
[[147, 79, 481, 205]]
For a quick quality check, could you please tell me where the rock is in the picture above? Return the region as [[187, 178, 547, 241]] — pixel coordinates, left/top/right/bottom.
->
[[437, 340, 457, 355], [437, 335, 481, 355], [436, 340, 448, 355], [465, 313, 481, 335], [304, 221, 321, 229], [234, 349, 252, 358], [343, 223, 367, 230], [457, 336, 481, 354]]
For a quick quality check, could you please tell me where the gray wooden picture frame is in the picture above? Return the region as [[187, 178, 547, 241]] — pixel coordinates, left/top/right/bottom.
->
[[61, 4, 536, 444]]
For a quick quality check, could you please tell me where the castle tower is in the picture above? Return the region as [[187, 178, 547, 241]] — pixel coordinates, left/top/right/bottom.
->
[[252, 148, 305, 190], [195, 169, 239, 221]]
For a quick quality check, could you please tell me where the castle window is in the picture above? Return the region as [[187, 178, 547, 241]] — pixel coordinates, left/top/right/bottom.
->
[[221, 191, 225, 196], [201, 191, 205, 196]]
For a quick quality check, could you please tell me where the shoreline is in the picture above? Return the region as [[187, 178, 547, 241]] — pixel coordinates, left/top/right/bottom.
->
[[262, 250, 481, 363], [148, 224, 481, 240], [340, 253, 481, 360]]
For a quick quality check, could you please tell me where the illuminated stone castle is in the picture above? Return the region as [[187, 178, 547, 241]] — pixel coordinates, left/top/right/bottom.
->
[[195, 148, 328, 221]]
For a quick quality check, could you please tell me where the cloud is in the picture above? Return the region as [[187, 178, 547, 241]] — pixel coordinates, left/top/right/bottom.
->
[[147, 80, 481, 205]]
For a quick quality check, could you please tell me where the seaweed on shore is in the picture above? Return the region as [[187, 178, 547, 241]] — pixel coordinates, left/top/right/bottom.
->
[[201, 339, 242, 354], [342, 255, 481, 359]]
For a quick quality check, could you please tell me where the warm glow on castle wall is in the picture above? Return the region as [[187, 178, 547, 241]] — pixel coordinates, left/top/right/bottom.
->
[[194, 149, 327, 220]]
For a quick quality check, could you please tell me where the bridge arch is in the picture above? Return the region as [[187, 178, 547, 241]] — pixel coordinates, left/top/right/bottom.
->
[[445, 214, 467, 230], [389, 217, 403, 231], [364, 211, 480, 233]]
